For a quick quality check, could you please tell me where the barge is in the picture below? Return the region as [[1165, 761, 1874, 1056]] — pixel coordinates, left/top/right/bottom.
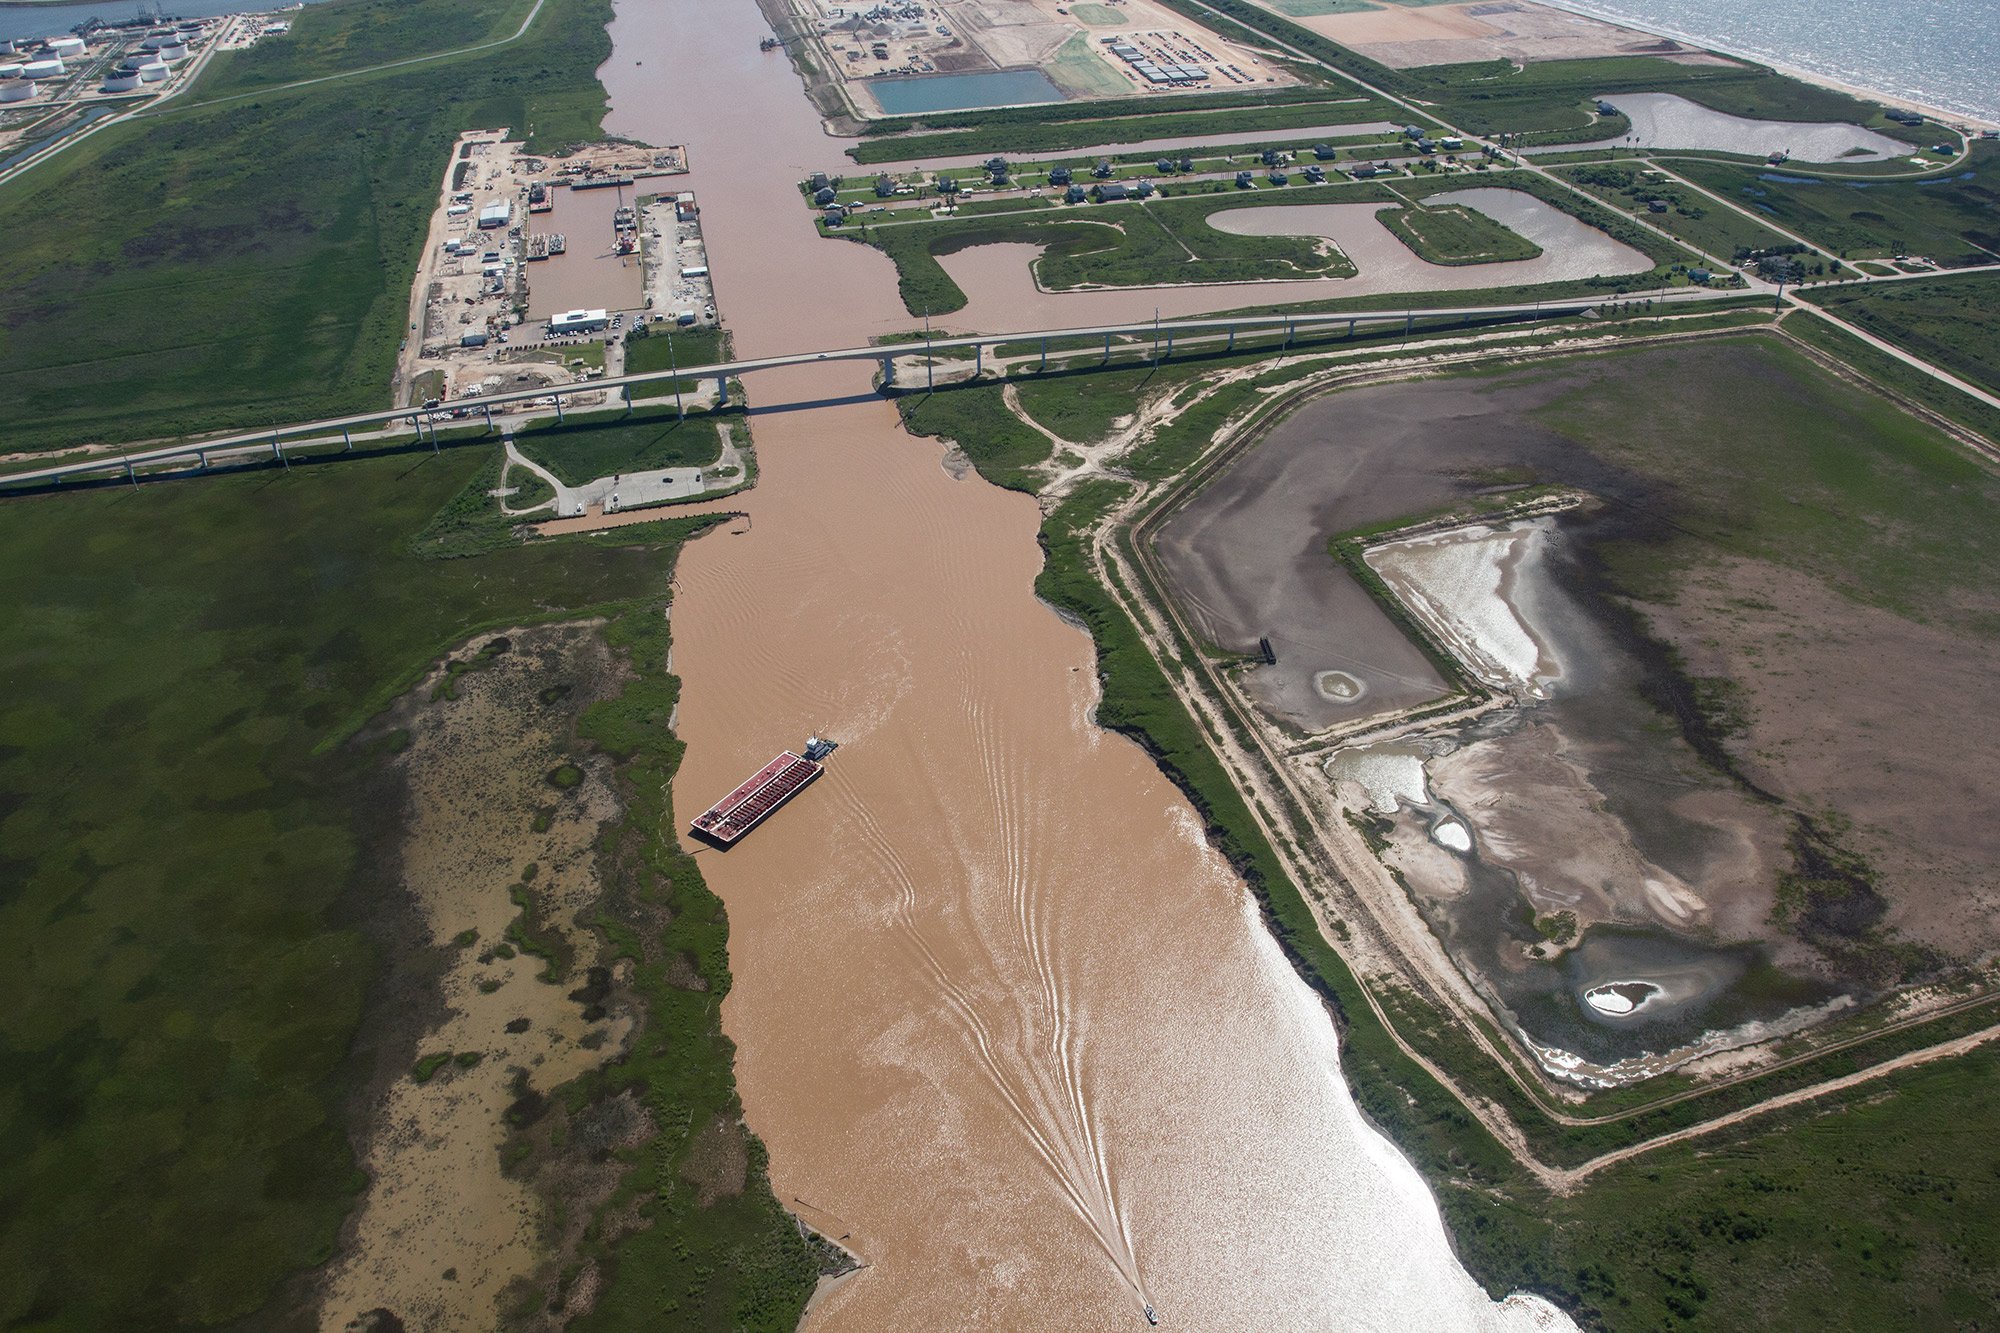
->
[[689, 737, 836, 846]]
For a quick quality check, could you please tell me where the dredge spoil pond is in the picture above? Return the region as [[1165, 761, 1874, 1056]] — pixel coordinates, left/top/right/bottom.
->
[[1153, 334, 2000, 1074]]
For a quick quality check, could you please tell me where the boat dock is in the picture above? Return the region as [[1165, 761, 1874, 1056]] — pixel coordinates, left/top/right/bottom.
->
[[524, 232, 566, 260]]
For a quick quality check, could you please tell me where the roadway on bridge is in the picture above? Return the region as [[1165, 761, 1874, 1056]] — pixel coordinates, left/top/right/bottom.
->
[[2, 293, 1725, 490]]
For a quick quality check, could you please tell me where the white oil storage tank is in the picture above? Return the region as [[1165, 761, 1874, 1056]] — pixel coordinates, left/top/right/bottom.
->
[[0, 78, 35, 102], [49, 36, 86, 59], [0, 63, 22, 79], [158, 41, 188, 60], [137, 60, 168, 82], [140, 32, 172, 50], [22, 58, 64, 79], [102, 70, 140, 91], [0, 38, 18, 56]]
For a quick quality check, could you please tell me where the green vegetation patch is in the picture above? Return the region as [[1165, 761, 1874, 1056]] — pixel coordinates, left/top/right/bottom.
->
[[554, 581, 819, 1331], [1674, 142, 2000, 266], [0, 448, 682, 1327], [624, 326, 729, 379], [1068, 1, 1127, 20], [193, 0, 540, 95], [849, 91, 1408, 164], [511, 405, 729, 487], [1047, 33, 1132, 100], [1378, 200, 1541, 264], [0, 0, 615, 456], [1802, 270, 2000, 398], [1558, 162, 1803, 265], [1528, 335, 2000, 629], [1266, 0, 1378, 14]]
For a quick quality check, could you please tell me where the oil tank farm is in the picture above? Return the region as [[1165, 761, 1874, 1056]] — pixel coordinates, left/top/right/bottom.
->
[[21, 58, 64, 79], [0, 63, 21, 79], [157, 40, 188, 61], [0, 78, 35, 102], [137, 61, 169, 82], [102, 69, 140, 92], [48, 35, 86, 60]]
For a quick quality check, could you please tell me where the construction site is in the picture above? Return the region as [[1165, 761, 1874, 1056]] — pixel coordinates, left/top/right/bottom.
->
[[400, 130, 717, 415], [777, 0, 1299, 117]]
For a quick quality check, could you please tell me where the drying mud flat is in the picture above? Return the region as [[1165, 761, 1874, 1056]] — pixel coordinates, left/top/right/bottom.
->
[[931, 186, 1652, 328], [1153, 335, 2000, 1082], [320, 626, 640, 1330]]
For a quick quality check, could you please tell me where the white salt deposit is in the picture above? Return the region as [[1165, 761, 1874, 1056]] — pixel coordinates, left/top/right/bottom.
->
[[1365, 521, 1561, 698], [1432, 820, 1472, 852]]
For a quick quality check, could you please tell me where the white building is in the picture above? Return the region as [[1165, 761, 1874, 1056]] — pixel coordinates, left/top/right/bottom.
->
[[548, 308, 610, 335], [477, 200, 512, 229]]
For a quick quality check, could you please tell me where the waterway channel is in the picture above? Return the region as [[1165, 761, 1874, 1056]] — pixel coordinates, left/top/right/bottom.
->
[[599, 1, 1576, 1325]]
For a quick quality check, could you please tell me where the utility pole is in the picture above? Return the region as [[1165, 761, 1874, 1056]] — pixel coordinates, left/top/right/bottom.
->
[[667, 325, 683, 419], [1151, 307, 1161, 366], [923, 303, 934, 393]]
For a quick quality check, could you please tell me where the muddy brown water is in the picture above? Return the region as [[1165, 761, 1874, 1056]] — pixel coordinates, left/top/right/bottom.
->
[[522, 179, 665, 320], [595, 1, 1572, 1326]]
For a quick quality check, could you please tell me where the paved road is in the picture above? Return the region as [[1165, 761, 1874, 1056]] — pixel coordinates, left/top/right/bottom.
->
[[4, 294, 1726, 489]]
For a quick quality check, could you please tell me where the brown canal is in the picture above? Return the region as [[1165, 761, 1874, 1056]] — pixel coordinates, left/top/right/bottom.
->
[[599, 3, 1574, 1326]]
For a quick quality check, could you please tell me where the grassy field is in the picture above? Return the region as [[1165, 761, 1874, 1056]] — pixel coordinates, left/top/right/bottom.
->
[[1047, 33, 1132, 100], [892, 326, 2000, 1329], [512, 404, 730, 486], [848, 92, 1411, 164], [1379, 198, 1541, 264], [623, 325, 729, 381], [1557, 162, 1804, 265], [1802, 272, 2000, 397], [0, 0, 612, 457], [1673, 141, 2000, 264], [0, 450, 810, 1327], [190, 0, 539, 96]]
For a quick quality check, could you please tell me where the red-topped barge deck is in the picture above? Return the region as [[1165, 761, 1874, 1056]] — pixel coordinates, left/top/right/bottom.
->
[[689, 750, 823, 846]]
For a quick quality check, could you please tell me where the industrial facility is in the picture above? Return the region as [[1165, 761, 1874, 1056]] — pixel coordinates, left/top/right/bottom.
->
[[549, 308, 611, 335]]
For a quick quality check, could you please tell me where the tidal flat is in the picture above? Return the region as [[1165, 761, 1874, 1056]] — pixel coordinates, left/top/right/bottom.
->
[[1155, 333, 2000, 1076]]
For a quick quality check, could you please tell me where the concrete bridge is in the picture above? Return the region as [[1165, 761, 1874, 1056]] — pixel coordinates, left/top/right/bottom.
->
[[0, 293, 1714, 491]]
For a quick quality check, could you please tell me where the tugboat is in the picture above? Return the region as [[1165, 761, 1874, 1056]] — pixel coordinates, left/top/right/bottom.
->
[[759, 35, 779, 51], [803, 735, 838, 762]]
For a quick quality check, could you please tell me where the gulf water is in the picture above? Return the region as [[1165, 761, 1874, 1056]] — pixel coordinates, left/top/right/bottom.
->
[[1545, 0, 2000, 124]]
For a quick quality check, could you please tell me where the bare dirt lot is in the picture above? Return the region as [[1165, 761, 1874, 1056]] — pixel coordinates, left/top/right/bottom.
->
[[795, 0, 1298, 116], [1248, 0, 1711, 68]]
